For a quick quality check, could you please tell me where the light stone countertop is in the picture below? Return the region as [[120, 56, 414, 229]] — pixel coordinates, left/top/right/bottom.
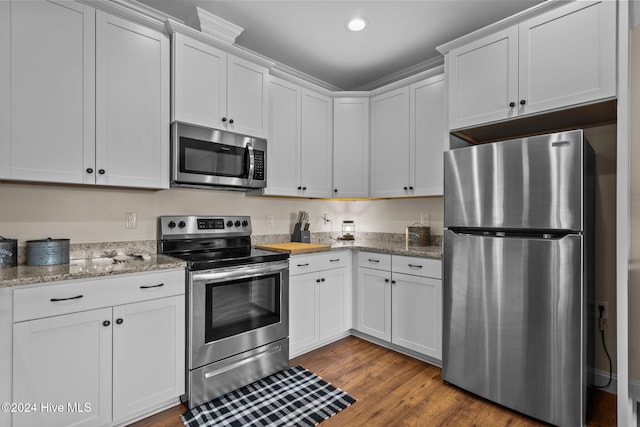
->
[[0, 254, 185, 289], [329, 240, 442, 259]]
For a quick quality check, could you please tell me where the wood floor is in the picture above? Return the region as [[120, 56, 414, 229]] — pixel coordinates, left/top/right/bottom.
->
[[130, 336, 616, 426]]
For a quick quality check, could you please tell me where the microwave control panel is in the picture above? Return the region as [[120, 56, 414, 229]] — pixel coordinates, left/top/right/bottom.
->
[[253, 150, 265, 180]]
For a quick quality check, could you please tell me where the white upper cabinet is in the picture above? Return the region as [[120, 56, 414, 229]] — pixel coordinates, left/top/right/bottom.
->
[[2, 0, 96, 184], [333, 97, 370, 198], [1, 1, 169, 189], [410, 75, 445, 196], [446, 0, 615, 130], [371, 74, 445, 198], [96, 11, 169, 189], [370, 86, 411, 198], [518, 1, 616, 116], [172, 33, 268, 138], [300, 88, 333, 198], [263, 77, 332, 198]]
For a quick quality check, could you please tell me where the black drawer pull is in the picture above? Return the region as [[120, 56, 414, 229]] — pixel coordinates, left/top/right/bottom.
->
[[103, 320, 110, 327], [116, 318, 124, 325], [297, 263, 309, 267], [367, 259, 380, 263], [50, 295, 83, 302], [408, 264, 423, 269], [329, 258, 340, 262], [140, 283, 164, 289]]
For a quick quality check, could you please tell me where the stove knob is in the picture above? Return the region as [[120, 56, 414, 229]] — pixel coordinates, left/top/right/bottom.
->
[[168, 221, 176, 229], [242, 220, 249, 227], [226, 220, 233, 228], [234, 220, 241, 227], [178, 221, 186, 228]]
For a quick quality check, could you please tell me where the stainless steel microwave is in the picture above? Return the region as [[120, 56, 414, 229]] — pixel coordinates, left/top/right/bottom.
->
[[171, 122, 267, 190]]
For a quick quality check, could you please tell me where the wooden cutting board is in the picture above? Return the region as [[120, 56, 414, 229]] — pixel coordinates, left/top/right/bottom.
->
[[255, 242, 331, 254]]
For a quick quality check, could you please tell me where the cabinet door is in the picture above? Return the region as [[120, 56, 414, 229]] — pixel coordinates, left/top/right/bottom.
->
[[300, 88, 333, 198], [0, 1, 9, 179], [518, 1, 616, 115], [410, 75, 445, 196], [447, 26, 518, 130], [13, 308, 112, 427], [391, 272, 442, 359], [5, 0, 95, 184], [265, 77, 300, 196], [289, 272, 319, 356], [112, 296, 185, 423], [227, 54, 268, 138], [172, 33, 227, 130], [318, 268, 351, 340], [370, 87, 410, 198], [96, 11, 169, 189], [333, 98, 370, 198], [357, 267, 391, 341]]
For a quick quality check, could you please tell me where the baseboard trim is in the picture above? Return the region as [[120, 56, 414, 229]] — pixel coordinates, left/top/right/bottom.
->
[[350, 330, 442, 368], [590, 367, 617, 395]]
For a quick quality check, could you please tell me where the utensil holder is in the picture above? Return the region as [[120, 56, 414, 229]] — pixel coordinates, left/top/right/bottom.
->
[[291, 223, 310, 243]]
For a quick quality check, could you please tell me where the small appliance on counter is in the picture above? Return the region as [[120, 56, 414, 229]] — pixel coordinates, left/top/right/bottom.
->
[[291, 211, 310, 243], [0, 236, 17, 268], [338, 220, 355, 241], [26, 237, 70, 266], [406, 224, 430, 246]]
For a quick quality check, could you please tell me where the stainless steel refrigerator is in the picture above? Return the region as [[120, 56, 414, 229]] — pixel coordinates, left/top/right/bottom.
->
[[442, 130, 595, 426]]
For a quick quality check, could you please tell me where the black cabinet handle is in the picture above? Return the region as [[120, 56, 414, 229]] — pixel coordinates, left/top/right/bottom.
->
[[297, 263, 309, 267], [140, 283, 164, 289], [329, 258, 340, 262], [302, 186, 307, 191], [385, 279, 390, 283], [509, 102, 515, 108], [86, 168, 94, 174], [316, 278, 321, 283], [297, 186, 302, 190], [229, 119, 234, 124], [116, 318, 124, 325], [222, 117, 227, 122], [409, 186, 414, 190], [368, 259, 380, 263], [334, 189, 338, 193], [391, 280, 396, 284], [520, 99, 526, 105], [408, 264, 423, 269], [320, 278, 325, 282], [404, 186, 408, 191], [50, 295, 83, 302], [103, 320, 111, 327], [98, 169, 105, 175]]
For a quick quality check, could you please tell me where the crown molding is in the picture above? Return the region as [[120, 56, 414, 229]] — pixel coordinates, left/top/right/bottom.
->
[[369, 65, 445, 97], [354, 56, 444, 92], [186, 7, 244, 45]]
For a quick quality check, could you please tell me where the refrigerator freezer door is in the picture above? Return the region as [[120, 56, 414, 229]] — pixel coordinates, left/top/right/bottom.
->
[[442, 230, 584, 426], [444, 130, 584, 231]]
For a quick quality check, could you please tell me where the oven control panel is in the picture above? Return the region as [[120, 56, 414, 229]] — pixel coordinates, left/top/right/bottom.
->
[[158, 215, 252, 238]]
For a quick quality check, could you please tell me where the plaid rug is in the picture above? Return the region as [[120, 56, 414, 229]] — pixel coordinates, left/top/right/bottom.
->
[[181, 365, 356, 427]]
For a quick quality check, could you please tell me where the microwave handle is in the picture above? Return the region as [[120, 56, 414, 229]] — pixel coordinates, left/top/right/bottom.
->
[[247, 142, 255, 185]]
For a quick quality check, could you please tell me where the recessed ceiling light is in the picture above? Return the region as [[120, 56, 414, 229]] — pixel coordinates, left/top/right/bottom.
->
[[346, 17, 368, 32]]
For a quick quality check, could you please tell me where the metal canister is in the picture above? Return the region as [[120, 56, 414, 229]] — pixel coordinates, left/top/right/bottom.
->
[[406, 226, 430, 247], [26, 238, 70, 266], [0, 236, 18, 268]]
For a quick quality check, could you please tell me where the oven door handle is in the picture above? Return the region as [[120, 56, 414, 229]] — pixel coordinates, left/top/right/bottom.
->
[[192, 261, 288, 285]]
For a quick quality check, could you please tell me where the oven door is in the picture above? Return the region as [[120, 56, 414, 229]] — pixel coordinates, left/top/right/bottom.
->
[[189, 260, 289, 369]]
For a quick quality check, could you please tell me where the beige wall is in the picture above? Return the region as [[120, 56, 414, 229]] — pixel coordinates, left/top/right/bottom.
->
[[0, 182, 443, 244]]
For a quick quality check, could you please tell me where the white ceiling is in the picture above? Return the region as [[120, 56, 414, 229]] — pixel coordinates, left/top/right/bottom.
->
[[138, 0, 546, 90]]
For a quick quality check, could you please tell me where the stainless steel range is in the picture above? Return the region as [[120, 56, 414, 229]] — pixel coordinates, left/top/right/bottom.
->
[[158, 215, 290, 408]]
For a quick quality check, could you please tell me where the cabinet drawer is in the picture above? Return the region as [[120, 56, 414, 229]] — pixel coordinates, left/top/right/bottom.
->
[[358, 252, 391, 271], [290, 251, 349, 276], [14, 269, 185, 322], [392, 255, 441, 279]]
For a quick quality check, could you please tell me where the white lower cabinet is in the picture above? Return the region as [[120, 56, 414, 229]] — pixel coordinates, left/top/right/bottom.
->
[[12, 270, 185, 427], [357, 252, 442, 361], [289, 252, 351, 357]]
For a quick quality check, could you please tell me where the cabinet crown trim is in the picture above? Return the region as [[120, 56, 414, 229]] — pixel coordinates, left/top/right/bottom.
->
[[436, 0, 570, 54], [186, 6, 244, 45]]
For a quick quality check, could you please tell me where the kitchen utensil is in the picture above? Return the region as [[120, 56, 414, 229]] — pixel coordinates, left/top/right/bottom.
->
[[26, 237, 70, 266], [0, 236, 18, 268]]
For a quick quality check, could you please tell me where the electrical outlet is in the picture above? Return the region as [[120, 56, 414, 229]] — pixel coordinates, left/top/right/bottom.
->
[[125, 212, 137, 229], [597, 301, 609, 320], [266, 215, 274, 227]]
